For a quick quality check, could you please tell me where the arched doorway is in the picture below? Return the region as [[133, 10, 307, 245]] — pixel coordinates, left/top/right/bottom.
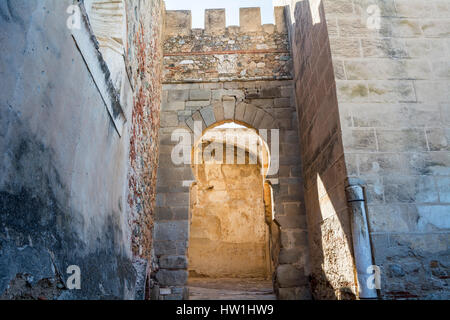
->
[[187, 121, 279, 299], [154, 81, 310, 300]]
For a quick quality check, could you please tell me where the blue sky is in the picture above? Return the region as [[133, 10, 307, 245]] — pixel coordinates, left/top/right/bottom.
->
[[165, 0, 275, 28]]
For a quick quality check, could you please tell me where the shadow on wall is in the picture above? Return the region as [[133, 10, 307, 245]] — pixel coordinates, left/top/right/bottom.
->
[[282, 0, 359, 299]]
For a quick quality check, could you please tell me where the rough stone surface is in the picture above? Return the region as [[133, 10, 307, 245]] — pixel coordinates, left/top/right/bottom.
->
[[156, 270, 188, 286], [125, 0, 165, 263], [274, 0, 358, 300], [276, 265, 307, 288], [157, 78, 310, 299], [163, 8, 291, 83], [156, 10, 310, 298], [188, 278, 276, 300], [159, 255, 188, 269], [325, 0, 450, 300]]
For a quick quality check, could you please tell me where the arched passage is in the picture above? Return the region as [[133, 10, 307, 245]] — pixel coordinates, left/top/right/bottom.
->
[[187, 121, 279, 299], [155, 80, 310, 300]]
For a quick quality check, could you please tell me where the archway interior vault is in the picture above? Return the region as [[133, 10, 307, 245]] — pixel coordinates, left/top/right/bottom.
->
[[187, 121, 279, 298]]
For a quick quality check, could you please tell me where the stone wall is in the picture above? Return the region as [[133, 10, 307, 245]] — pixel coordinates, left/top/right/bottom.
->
[[156, 80, 311, 299], [0, 0, 164, 300], [324, 0, 450, 300], [124, 0, 165, 294], [163, 8, 292, 82], [276, 0, 450, 299], [153, 7, 311, 300], [274, 0, 358, 299], [189, 145, 270, 278]]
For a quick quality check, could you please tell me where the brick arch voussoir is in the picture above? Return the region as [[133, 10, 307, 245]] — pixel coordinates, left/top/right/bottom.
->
[[185, 104, 279, 133]]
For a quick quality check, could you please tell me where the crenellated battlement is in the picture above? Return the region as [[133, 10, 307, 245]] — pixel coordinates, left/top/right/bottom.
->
[[162, 6, 292, 83], [165, 7, 287, 37]]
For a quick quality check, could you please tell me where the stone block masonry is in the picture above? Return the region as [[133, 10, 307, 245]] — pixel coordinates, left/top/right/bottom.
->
[[276, 0, 450, 300], [323, 0, 450, 300], [154, 6, 311, 300], [156, 79, 311, 300], [272, 0, 359, 300]]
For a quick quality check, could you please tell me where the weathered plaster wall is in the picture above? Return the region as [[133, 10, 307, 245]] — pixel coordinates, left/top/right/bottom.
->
[[276, 0, 450, 299], [189, 150, 270, 279], [0, 0, 164, 300], [154, 7, 311, 300], [0, 0, 131, 299]]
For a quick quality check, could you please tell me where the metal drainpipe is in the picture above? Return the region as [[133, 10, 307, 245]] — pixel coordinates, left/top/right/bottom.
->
[[346, 182, 378, 299]]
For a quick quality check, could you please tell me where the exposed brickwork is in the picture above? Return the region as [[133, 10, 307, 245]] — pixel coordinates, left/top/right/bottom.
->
[[124, 0, 164, 261]]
